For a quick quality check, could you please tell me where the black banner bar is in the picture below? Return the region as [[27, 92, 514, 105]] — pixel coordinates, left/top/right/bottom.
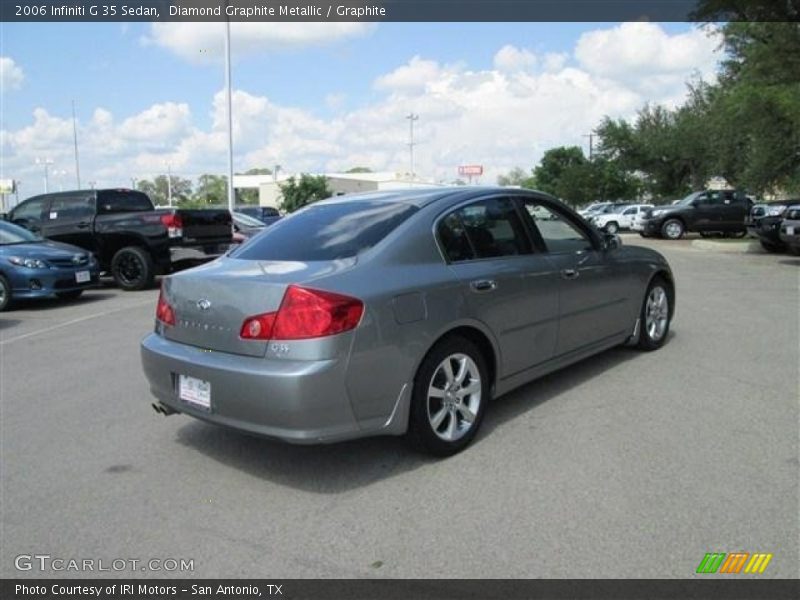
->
[[1, 0, 796, 23], [3, 579, 800, 600]]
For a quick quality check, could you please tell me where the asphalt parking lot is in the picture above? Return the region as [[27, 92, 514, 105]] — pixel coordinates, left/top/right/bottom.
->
[[1, 235, 798, 579]]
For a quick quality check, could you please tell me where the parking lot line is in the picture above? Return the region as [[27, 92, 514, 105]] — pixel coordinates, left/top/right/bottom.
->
[[0, 299, 154, 346]]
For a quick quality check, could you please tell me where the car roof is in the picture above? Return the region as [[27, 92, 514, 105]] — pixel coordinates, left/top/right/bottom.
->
[[316, 186, 553, 209]]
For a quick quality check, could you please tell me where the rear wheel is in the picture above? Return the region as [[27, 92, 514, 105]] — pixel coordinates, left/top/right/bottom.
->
[[111, 246, 154, 291], [661, 219, 684, 240], [408, 335, 489, 457], [0, 275, 11, 312], [604, 221, 619, 234], [726, 230, 747, 239], [638, 277, 672, 351], [55, 290, 83, 300]]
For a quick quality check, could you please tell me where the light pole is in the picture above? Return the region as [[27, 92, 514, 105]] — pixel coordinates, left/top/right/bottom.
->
[[406, 113, 419, 183], [52, 169, 68, 191], [224, 14, 235, 211], [35, 158, 53, 193], [72, 100, 81, 189], [165, 163, 173, 207]]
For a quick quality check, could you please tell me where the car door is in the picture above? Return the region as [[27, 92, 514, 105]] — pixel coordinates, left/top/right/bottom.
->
[[692, 192, 720, 232], [620, 206, 638, 229], [9, 195, 47, 234], [40, 193, 97, 252], [718, 190, 746, 230], [516, 196, 632, 357], [437, 195, 560, 378]]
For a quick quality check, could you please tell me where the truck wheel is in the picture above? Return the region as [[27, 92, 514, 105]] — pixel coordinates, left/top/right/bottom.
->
[[604, 221, 619, 234], [111, 246, 154, 291], [661, 219, 684, 240], [760, 240, 780, 253], [0, 275, 12, 312]]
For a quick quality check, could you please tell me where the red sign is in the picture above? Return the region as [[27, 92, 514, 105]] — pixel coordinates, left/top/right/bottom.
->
[[458, 165, 483, 176]]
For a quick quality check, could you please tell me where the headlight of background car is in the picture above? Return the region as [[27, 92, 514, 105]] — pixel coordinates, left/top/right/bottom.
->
[[9, 256, 49, 269]]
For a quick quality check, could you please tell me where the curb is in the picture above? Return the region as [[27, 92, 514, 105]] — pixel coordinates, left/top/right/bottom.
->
[[690, 239, 763, 253]]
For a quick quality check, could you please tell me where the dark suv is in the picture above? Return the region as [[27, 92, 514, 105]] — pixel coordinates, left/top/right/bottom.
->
[[746, 201, 793, 252], [639, 190, 751, 240]]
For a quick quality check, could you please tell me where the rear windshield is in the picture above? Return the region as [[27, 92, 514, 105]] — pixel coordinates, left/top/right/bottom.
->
[[231, 201, 418, 261], [97, 190, 153, 213]]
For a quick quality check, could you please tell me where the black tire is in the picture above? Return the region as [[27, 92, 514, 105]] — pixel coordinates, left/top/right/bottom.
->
[[760, 240, 780, 253], [408, 335, 490, 457], [787, 245, 800, 256], [604, 221, 619, 234], [699, 231, 719, 238], [55, 290, 84, 300], [726, 230, 747, 239], [661, 219, 685, 240], [637, 276, 673, 351], [0, 275, 11, 312], [111, 246, 154, 291], [639, 232, 650, 238]]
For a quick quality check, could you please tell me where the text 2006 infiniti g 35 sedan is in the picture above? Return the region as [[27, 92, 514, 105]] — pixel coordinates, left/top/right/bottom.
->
[[141, 188, 674, 456]]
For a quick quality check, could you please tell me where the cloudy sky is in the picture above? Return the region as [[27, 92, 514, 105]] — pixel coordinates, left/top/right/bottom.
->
[[1, 21, 722, 198]]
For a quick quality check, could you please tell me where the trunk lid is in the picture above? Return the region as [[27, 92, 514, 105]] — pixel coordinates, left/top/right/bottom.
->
[[161, 256, 356, 357]]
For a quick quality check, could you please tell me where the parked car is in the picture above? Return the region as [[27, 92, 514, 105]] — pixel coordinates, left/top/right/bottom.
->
[[8, 189, 232, 290], [236, 206, 282, 226], [0, 220, 99, 311], [231, 211, 266, 243], [590, 204, 653, 234], [779, 205, 800, 255], [637, 190, 751, 239], [142, 188, 675, 456], [577, 202, 612, 218], [746, 200, 792, 252]]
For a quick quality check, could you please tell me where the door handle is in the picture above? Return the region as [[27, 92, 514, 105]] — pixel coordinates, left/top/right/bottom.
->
[[76, 221, 91, 229], [560, 268, 580, 280], [470, 279, 497, 292]]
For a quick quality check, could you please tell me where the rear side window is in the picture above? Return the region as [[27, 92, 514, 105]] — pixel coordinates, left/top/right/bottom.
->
[[233, 201, 418, 261], [439, 197, 531, 261], [97, 190, 153, 213], [12, 197, 45, 221]]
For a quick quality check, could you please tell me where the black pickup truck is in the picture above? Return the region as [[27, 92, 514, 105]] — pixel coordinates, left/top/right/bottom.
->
[[638, 189, 752, 240], [7, 189, 232, 290]]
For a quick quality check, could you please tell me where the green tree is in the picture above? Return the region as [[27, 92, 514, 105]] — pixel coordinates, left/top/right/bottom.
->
[[345, 167, 373, 173], [278, 174, 332, 213], [136, 175, 192, 206], [193, 174, 228, 205], [497, 167, 536, 188]]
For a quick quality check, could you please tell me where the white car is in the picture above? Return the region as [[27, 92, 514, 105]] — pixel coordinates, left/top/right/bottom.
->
[[592, 204, 653, 234]]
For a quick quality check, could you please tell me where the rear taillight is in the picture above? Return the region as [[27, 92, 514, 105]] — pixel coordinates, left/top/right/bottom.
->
[[156, 286, 176, 326], [240, 285, 364, 341], [160, 213, 183, 238]]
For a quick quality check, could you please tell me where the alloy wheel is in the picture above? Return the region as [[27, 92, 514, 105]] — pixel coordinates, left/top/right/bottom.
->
[[645, 286, 669, 342], [426, 353, 482, 442]]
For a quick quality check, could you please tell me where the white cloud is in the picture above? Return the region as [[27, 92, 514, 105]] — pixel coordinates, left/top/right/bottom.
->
[[0, 57, 24, 91], [3, 24, 722, 193], [143, 22, 373, 63], [493, 45, 537, 72]]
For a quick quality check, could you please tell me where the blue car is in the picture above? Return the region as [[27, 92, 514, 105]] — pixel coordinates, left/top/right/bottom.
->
[[0, 220, 100, 311]]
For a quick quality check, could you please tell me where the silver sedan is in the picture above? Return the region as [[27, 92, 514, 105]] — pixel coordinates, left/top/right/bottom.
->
[[141, 188, 675, 456]]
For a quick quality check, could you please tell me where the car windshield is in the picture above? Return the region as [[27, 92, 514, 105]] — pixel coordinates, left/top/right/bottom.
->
[[598, 204, 628, 214], [0, 220, 42, 244], [675, 192, 702, 206], [231, 200, 418, 261], [233, 212, 266, 227]]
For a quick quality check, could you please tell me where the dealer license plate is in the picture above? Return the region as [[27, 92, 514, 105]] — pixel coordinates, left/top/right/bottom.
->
[[75, 270, 90, 283], [787, 226, 795, 235], [178, 374, 211, 410]]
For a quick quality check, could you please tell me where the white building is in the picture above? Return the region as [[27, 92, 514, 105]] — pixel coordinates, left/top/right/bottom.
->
[[233, 171, 445, 209]]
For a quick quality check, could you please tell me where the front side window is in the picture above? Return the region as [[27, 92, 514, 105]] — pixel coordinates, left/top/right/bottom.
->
[[12, 197, 45, 221], [521, 201, 593, 254], [437, 197, 532, 262]]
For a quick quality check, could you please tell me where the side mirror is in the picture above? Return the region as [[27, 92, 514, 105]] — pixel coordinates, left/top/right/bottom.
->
[[603, 233, 622, 250]]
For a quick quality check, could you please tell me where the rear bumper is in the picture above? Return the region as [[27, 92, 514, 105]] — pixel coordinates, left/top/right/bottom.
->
[[169, 242, 230, 267], [640, 219, 663, 235], [779, 229, 800, 248], [748, 218, 783, 244], [140, 333, 364, 444]]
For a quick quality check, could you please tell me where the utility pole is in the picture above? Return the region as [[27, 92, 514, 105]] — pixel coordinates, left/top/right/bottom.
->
[[36, 158, 53, 193], [72, 100, 81, 189], [583, 132, 595, 160], [406, 113, 418, 183]]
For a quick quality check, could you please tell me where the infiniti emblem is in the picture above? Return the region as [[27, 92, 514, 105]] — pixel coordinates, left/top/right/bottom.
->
[[196, 299, 212, 311]]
